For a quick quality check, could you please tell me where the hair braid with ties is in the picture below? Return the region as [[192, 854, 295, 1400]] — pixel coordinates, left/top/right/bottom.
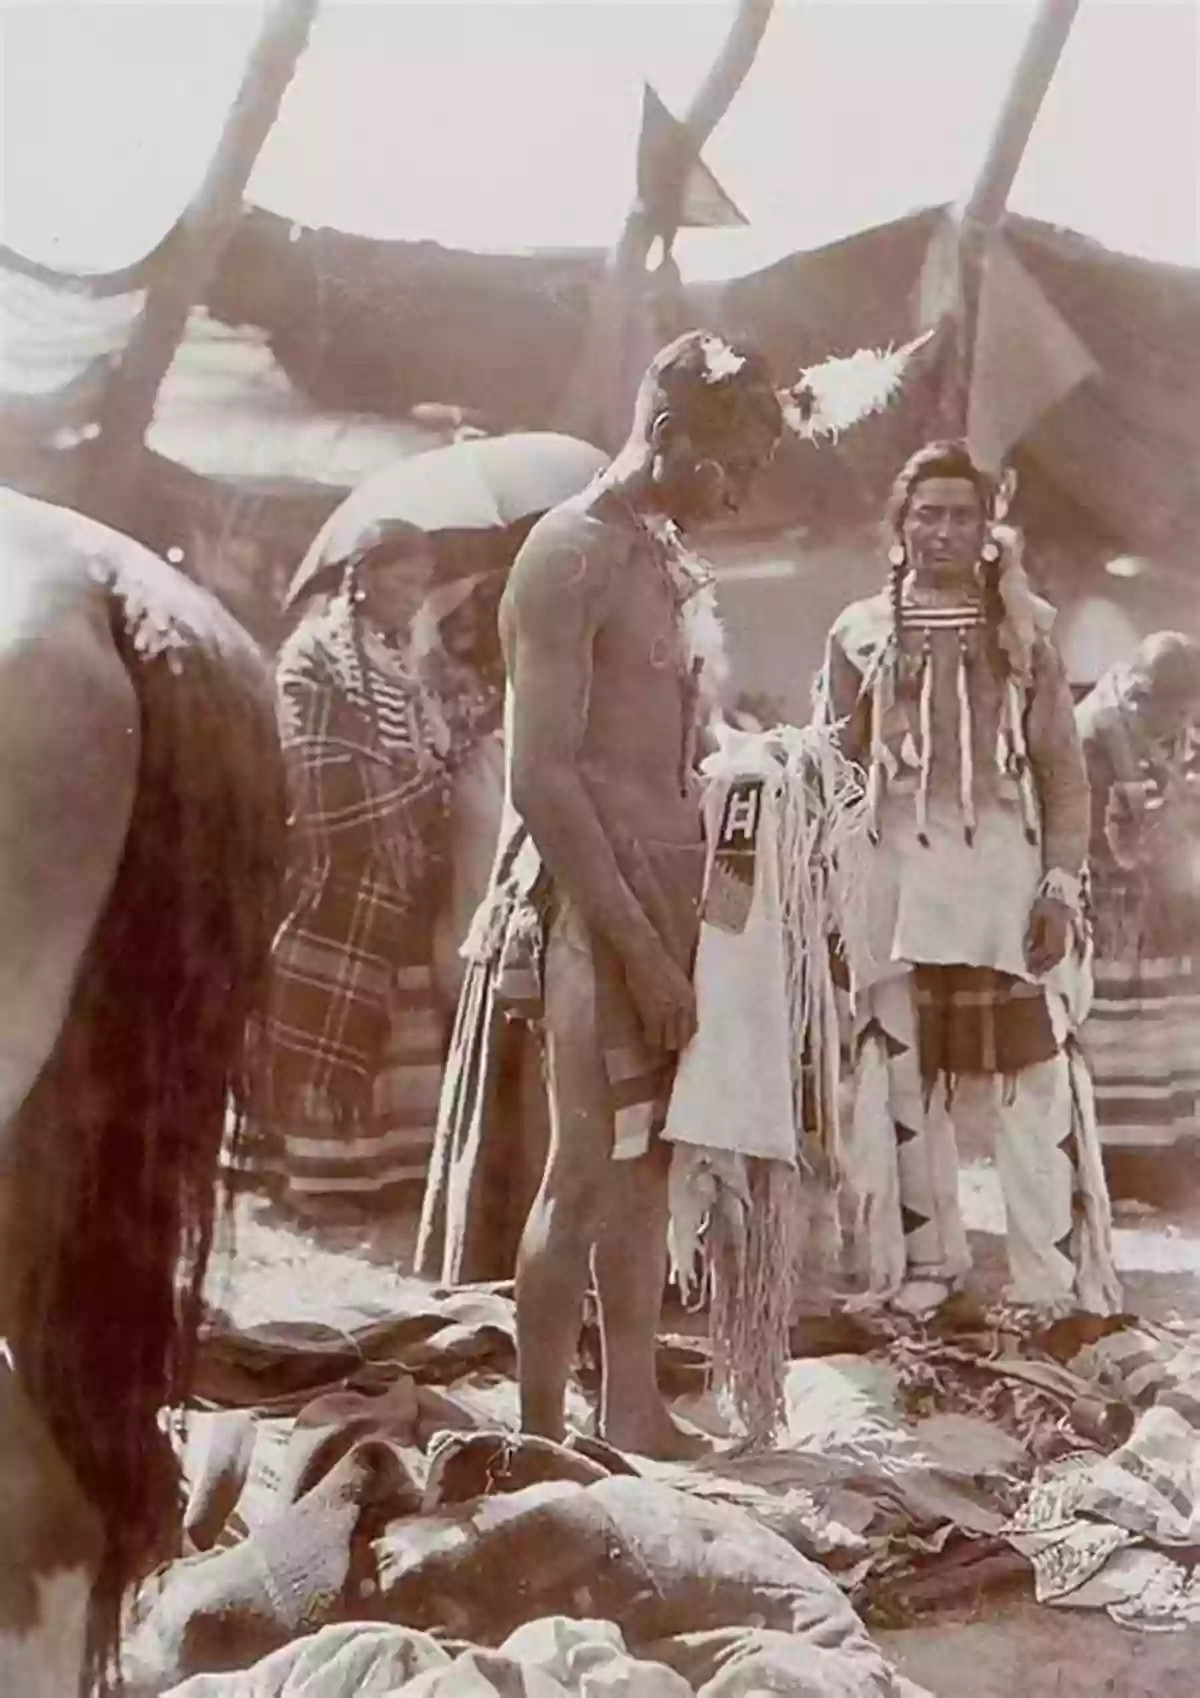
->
[[888, 547, 906, 653]]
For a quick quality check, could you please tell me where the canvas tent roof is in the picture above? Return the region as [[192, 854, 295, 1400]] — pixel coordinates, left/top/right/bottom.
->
[[5, 2, 1196, 279], [0, 0, 1196, 574], [0, 238, 450, 555]]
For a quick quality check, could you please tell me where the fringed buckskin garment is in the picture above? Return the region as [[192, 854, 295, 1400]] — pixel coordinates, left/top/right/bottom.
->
[[254, 598, 486, 1222], [822, 553, 1120, 1316], [1077, 672, 1200, 1149], [663, 722, 872, 1443]]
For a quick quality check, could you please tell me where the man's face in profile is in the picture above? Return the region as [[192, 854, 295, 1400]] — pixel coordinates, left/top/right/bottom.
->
[[662, 412, 780, 530]]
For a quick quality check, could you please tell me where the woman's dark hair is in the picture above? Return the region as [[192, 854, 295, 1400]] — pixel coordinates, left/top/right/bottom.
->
[[884, 439, 1008, 676]]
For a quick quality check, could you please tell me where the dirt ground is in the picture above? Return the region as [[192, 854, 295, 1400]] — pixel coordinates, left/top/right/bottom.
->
[[881, 1601, 1199, 1698]]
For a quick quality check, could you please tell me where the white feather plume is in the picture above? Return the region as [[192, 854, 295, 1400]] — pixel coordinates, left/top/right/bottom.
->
[[781, 328, 934, 442]]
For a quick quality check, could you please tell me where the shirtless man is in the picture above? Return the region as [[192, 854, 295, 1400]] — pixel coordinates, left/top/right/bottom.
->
[[501, 332, 784, 1455]]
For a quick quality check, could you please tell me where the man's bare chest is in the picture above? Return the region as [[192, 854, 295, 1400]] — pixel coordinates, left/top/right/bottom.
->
[[595, 559, 686, 683]]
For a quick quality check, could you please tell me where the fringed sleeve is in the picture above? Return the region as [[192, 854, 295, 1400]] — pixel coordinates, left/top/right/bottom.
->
[[1026, 639, 1091, 877]]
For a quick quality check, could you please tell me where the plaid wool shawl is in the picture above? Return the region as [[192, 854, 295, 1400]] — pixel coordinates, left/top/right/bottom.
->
[[263, 610, 474, 1120]]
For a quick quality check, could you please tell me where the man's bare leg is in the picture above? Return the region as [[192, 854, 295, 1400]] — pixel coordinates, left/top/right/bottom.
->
[[593, 1147, 709, 1459], [517, 929, 706, 1457], [515, 940, 611, 1442]]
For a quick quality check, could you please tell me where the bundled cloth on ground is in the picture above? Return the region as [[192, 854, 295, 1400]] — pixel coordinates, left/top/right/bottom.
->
[[664, 721, 873, 1443], [197, 1277, 518, 1409], [1008, 1323, 1200, 1629], [127, 1391, 929, 1698], [159, 1615, 931, 1696]]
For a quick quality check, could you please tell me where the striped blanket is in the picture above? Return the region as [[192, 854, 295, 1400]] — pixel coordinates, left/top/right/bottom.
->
[[1086, 952, 1200, 1148]]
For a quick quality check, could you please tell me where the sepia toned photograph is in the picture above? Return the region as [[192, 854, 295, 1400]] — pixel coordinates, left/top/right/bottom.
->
[[0, 1, 1197, 1693]]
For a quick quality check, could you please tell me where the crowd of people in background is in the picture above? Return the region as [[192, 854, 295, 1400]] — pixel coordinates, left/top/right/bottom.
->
[[240, 333, 1200, 1426]]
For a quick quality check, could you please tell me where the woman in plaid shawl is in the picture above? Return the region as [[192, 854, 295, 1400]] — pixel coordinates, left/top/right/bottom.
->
[[257, 524, 502, 1231]]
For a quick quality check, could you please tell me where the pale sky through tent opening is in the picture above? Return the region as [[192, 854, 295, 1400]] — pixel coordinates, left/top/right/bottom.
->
[[1, 0, 1196, 277]]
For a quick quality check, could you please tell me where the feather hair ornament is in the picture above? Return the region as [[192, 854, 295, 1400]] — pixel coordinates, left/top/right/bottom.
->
[[700, 333, 748, 385], [781, 328, 935, 442]]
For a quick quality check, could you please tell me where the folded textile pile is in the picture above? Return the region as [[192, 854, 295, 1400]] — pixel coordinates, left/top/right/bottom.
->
[[129, 1394, 617, 1692], [658, 1352, 1035, 1616]]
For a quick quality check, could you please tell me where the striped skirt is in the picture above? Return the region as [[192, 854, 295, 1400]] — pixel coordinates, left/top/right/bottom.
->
[[1084, 952, 1200, 1147], [234, 964, 447, 1234]]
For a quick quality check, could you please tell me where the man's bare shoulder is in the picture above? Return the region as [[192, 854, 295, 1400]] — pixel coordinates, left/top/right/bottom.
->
[[504, 500, 634, 630]]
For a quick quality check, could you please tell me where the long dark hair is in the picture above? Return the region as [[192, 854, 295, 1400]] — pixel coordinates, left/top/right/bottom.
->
[[884, 439, 1008, 677], [7, 556, 286, 1692]]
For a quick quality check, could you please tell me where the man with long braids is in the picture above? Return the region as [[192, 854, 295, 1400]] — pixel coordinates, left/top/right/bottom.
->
[[821, 441, 1120, 1318]]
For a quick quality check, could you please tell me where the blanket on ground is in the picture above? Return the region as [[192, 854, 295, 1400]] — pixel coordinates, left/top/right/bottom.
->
[[129, 1424, 927, 1697], [161, 1615, 932, 1697]]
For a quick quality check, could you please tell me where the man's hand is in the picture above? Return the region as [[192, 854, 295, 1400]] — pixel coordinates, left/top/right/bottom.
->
[[1025, 894, 1072, 976], [624, 941, 698, 1054]]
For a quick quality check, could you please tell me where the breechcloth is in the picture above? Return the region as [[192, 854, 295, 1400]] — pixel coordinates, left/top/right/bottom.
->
[[912, 964, 1060, 1093], [542, 843, 705, 1160], [856, 972, 1084, 1306]]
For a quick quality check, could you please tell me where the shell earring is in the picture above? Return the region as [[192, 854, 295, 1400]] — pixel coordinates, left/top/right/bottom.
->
[[887, 543, 907, 568], [979, 536, 1002, 566]]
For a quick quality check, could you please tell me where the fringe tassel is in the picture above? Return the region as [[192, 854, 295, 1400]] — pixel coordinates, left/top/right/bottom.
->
[[957, 631, 976, 844], [684, 724, 874, 1442], [916, 633, 934, 847], [709, 1158, 802, 1445]]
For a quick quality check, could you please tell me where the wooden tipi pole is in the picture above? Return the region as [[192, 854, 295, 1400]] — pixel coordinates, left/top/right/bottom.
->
[[949, 0, 1082, 425], [562, 0, 775, 446], [80, 0, 319, 532]]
